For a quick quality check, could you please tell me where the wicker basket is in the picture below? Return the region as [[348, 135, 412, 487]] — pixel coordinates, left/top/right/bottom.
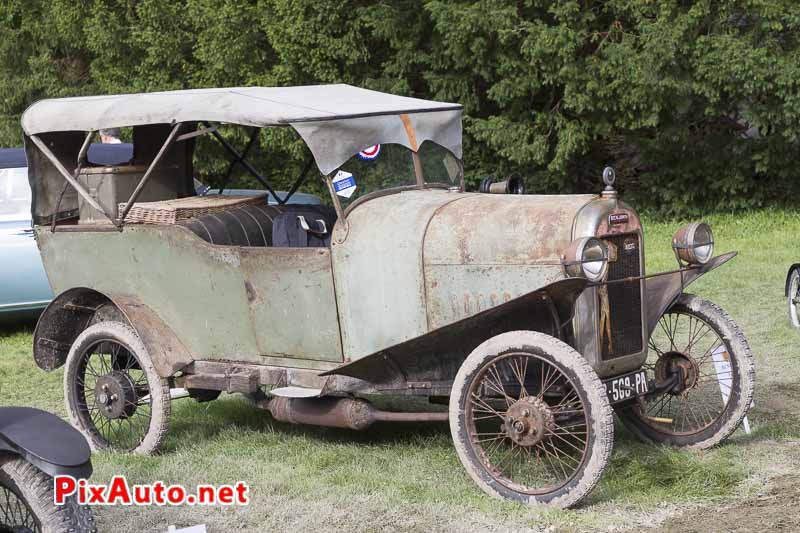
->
[[121, 194, 268, 225]]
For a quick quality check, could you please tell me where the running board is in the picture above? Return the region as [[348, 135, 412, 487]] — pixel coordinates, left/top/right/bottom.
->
[[269, 386, 322, 398]]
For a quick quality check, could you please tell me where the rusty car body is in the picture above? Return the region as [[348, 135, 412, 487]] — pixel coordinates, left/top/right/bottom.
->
[[23, 85, 755, 508]]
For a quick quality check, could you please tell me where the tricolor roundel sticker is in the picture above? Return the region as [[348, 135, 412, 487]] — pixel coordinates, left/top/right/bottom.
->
[[357, 144, 381, 161]]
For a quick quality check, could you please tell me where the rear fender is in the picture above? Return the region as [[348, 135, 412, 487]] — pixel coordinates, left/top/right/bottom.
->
[[645, 252, 736, 337], [321, 277, 588, 390], [0, 407, 92, 479], [33, 287, 192, 378], [785, 264, 800, 297]]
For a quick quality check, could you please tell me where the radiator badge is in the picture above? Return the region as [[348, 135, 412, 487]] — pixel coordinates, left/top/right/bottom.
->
[[609, 212, 629, 226]]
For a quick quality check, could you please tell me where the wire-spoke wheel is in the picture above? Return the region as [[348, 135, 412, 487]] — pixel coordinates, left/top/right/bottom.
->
[[64, 321, 170, 455], [787, 268, 800, 328], [0, 474, 37, 533], [619, 293, 755, 449], [450, 331, 613, 508], [0, 456, 96, 533]]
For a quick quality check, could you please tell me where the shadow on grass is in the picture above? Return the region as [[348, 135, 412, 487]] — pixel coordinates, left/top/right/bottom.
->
[[161, 395, 751, 509], [164, 395, 452, 454], [0, 319, 36, 338], [587, 421, 749, 505]]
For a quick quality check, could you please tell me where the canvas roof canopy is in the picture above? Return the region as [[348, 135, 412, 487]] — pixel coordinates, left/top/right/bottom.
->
[[21, 84, 463, 176], [22, 84, 463, 225]]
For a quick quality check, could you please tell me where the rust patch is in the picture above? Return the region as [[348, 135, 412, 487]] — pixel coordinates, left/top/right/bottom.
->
[[244, 280, 256, 303], [458, 291, 517, 317], [399, 114, 418, 151], [424, 194, 591, 266]]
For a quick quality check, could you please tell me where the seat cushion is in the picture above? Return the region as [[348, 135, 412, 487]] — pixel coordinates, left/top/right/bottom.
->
[[178, 204, 337, 247], [272, 205, 338, 248], [179, 204, 281, 246]]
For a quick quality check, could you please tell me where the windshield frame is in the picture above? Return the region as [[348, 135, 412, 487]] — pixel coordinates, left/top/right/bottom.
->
[[323, 142, 463, 220]]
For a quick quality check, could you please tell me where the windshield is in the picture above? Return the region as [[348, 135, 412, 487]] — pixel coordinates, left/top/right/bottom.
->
[[0, 167, 31, 222], [332, 141, 461, 210]]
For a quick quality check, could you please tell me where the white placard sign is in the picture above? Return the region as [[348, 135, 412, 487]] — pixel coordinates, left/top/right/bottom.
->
[[711, 345, 751, 434], [332, 170, 356, 198]]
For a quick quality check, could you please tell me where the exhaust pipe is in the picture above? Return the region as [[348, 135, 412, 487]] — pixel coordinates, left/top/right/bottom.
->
[[479, 175, 525, 194], [264, 397, 448, 431]]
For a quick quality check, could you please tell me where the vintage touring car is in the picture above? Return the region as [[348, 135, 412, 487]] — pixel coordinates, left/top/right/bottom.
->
[[23, 85, 754, 507]]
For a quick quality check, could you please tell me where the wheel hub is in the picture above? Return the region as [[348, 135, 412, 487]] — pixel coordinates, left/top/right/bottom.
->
[[503, 396, 555, 447], [94, 371, 138, 419], [655, 351, 699, 394]]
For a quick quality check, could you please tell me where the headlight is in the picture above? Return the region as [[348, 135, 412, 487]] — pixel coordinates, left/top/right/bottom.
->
[[672, 222, 713, 265], [562, 237, 609, 282]]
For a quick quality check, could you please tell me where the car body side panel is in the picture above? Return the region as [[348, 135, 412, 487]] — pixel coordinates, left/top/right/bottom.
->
[[423, 194, 595, 330], [331, 190, 462, 361], [37, 225, 343, 366], [332, 191, 595, 361], [37, 226, 260, 361], [0, 220, 52, 317], [239, 247, 343, 362], [423, 265, 564, 329]]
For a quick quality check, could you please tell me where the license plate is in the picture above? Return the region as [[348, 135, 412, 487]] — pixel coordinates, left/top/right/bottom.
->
[[603, 370, 649, 404]]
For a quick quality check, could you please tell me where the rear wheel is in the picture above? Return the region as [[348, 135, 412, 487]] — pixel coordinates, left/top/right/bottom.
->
[[619, 294, 755, 449], [64, 321, 170, 455], [0, 456, 95, 532], [449, 331, 613, 508]]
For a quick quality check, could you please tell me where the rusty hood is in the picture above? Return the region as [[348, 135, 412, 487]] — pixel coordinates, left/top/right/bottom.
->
[[423, 193, 597, 266]]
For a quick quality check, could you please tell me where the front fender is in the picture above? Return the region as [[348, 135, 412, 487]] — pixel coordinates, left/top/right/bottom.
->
[[0, 407, 92, 479], [645, 252, 736, 337]]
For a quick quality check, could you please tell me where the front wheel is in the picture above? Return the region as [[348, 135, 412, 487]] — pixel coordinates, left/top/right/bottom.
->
[[0, 456, 96, 532], [619, 294, 755, 449], [449, 331, 613, 508], [64, 321, 170, 455]]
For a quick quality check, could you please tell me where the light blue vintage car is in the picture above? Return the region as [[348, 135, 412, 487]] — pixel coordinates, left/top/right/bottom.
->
[[0, 148, 52, 319], [0, 145, 137, 320]]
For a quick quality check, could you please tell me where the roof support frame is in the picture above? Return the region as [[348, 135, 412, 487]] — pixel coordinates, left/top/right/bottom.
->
[[217, 126, 259, 195], [49, 130, 96, 232], [399, 114, 425, 187], [277, 154, 314, 206], [203, 122, 283, 202], [28, 134, 114, 224], [175, 124, 217, 143], [117, 122, 184, 224]]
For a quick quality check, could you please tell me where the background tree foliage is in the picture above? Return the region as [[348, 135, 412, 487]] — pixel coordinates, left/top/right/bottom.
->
[[1, 0, 799, 215]]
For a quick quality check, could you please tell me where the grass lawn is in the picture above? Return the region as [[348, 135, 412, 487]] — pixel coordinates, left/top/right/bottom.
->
[[2, 209, 799, 532]]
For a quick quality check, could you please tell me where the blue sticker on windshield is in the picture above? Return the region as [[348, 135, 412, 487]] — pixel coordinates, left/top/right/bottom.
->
[[357, 144, 380, 161], [332, 170, 356, 198]]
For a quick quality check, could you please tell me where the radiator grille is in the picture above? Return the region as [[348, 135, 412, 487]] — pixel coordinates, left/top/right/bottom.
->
[[599, 233, 643, 360]]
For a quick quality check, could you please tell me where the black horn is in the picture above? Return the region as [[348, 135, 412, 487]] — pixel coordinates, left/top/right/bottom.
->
[[479, 175, 525, 194]]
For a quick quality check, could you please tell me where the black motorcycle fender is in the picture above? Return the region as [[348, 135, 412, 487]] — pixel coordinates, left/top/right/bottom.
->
[[0, 407, 92, 479]]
